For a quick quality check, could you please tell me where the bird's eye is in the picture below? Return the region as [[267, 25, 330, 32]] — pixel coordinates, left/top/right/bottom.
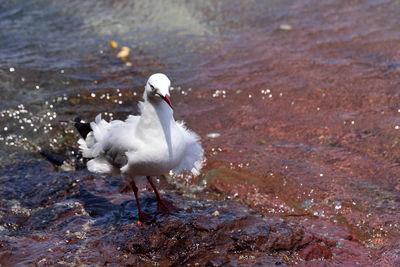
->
[[149, 84, 155, 90]]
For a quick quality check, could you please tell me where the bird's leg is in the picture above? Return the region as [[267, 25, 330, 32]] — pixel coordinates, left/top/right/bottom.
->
[[146, 176, 178, 213], [130, 180, 151, 224]]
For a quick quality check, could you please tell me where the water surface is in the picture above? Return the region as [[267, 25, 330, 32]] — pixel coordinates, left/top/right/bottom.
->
[[1, 0, 400, 265]]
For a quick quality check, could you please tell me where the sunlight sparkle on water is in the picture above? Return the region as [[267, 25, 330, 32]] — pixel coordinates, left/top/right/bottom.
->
[[334, 201, 342, 210], [212, 90, 226, 98], [0, 93, 72, 152]]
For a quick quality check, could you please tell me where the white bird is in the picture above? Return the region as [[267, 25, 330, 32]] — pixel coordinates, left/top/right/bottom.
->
[[75, 73, 203, 223]]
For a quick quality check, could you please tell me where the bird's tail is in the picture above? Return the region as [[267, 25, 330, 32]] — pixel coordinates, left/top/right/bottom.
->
[[76, 114, 117, 173], [76, 114, 108, 158]]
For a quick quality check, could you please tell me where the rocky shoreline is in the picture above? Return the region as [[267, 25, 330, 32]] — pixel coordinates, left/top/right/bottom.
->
[[0, 158, 384, 266]]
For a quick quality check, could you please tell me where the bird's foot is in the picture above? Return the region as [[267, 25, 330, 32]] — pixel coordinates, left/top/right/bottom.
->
[[157, 199, 179, 213], [137, 212, 152, 225]]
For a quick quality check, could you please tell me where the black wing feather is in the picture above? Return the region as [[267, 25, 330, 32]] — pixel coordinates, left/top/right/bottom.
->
[[74, 117, 92, 139]]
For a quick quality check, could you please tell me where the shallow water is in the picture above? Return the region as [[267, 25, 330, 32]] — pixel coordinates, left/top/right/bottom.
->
[[1, 0, 400, 265]]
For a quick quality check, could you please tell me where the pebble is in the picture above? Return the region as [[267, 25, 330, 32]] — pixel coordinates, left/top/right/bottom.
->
[[207, 133, 220, 138], [109, 40, 118, 49], [117, 46, 130, 59], [279, 24, 293, 30], [212, 210, 220, 216]]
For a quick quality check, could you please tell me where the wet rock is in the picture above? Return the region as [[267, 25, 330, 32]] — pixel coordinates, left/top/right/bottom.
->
[[0, 159, 304, 266], [298, 244, 333, 260], [119, 205, 303, 266], [292, 219, 372, 265], [0, 159, 377, 266]]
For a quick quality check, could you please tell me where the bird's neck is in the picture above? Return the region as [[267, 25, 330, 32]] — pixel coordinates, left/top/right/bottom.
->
[[138, 97, 174, 131]]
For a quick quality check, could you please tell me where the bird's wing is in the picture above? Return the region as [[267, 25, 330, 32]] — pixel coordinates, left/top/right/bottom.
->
[[101, 115, 141, 168], [78, 114, 140, 173], [172, 121, 204, 176]]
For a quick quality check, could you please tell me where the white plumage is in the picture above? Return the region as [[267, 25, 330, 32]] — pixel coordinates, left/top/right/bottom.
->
[[77, 73, 203, 222]]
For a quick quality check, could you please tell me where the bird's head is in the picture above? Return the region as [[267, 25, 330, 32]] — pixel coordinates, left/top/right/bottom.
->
[[145, 73, 172, 109]]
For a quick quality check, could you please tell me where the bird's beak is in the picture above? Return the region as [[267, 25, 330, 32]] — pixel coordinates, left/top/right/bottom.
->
[[161, 94, 173, 109]]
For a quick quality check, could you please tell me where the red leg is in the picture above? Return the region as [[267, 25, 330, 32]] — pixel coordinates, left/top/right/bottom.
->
[[130, 180, 151, 224], [146, 176, 178, 213]]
